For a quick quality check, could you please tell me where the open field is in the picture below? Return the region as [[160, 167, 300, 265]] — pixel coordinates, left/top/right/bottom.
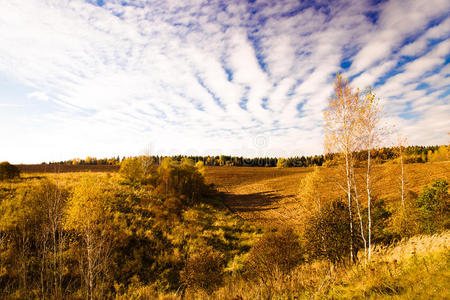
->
[[204, 162, 450, 225], [12, 162, 450, 226]]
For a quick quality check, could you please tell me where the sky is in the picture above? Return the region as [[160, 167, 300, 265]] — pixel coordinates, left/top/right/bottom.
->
[[0, 0, 449, 164]]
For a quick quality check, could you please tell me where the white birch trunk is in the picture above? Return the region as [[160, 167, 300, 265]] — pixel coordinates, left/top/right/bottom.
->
[[401, 146, 405, 208], [345, 150, 354, 262], [367, 148, 372, 260], [352, 170, 367, 264]]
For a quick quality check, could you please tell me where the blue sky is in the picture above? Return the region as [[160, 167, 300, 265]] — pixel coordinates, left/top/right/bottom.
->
[[0, 0, 449, 163]]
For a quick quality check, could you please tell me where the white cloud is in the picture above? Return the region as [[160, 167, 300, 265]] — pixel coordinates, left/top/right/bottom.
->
[[0, 0, 448, 163], [350, 0, 449, 75]]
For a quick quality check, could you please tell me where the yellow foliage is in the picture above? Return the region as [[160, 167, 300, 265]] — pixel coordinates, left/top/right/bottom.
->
[[195, 160, 206, 176], [64, 174, 108, 232], [428, 145, 449, 162], [298, 166, 324, 213], [119, 156, 153, 183], [277, 158, 288, 168]]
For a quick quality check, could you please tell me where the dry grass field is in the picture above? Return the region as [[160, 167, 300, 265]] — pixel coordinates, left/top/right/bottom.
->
[[204, 162, 450, 225], [13, 161, 450, 226]]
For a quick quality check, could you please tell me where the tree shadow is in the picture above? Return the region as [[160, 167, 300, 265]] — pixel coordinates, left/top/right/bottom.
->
[[224, 191, 282, 213]]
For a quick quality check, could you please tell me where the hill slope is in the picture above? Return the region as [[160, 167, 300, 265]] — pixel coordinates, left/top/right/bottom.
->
[[205, 162, 450, 225]]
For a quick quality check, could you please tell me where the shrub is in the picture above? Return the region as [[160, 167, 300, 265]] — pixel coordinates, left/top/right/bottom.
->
[[305, 200, 361, 265], [154, 158, 209, 204], [390, 190, 420, 239], [246, 226, 304, 281], [417, 178, 449, 234], [368, 198, 394, 245], [0, 161, 20, 180], [181, 248, 224, 293]]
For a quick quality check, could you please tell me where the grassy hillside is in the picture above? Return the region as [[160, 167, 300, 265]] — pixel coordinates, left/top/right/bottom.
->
[[325, 231, 450, 299], [0, 166, 262, 299]]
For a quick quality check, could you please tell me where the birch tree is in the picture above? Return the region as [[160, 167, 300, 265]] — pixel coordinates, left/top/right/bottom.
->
[[323, 73, 362, 263], [351, 167, 367, 264], [65, 175, 111, 300], [360, 88, 383, 260], [32, 180, 68, 298], [397, 134, 408, 209]]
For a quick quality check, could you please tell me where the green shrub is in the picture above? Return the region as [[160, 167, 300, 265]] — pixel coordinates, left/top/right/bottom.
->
[[367, 198, 394, 245], [417, 178, 449, 234], [0, 161, 20, 180]]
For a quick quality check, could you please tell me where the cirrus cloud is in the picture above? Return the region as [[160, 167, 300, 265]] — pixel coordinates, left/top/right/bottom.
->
[[0, 0, 448, 163]]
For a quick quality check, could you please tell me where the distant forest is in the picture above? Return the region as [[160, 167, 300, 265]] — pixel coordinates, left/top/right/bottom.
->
[[45, 145, 448, 168]]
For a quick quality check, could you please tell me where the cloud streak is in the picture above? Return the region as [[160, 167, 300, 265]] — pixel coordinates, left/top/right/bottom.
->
[[0, 0, 448, 163]]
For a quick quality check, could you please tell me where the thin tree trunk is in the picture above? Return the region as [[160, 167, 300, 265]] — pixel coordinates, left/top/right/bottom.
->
[[400, 147, 405, 208], [352, 170, 367, 265], [58, 229, 64, 297], [21, 231, 27, 293], [41, 239, 46, 299], [367, 148, 372, 260], [52, 224, 57, 297], [87, 232, 93, 300], [345, 150, 354, 263]]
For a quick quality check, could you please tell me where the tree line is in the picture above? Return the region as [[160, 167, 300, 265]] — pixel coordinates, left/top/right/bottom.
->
[[42, 144, 448, 168]]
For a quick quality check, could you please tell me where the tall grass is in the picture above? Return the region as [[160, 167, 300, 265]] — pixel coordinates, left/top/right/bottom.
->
[[327, 231, 450, 299]]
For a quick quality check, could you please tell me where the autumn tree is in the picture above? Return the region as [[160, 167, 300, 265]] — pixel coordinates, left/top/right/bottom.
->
[[0, 185, 40, 295], [30, 180, 68, 298], [428, 145, 449, 162], [154, 157, 208, 204], [65, 175, 112, 300], [119, 155, 155, 184], [360, 88, 383, 259], [323, 73, 362, 263], [276, 158, 288, 168]]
